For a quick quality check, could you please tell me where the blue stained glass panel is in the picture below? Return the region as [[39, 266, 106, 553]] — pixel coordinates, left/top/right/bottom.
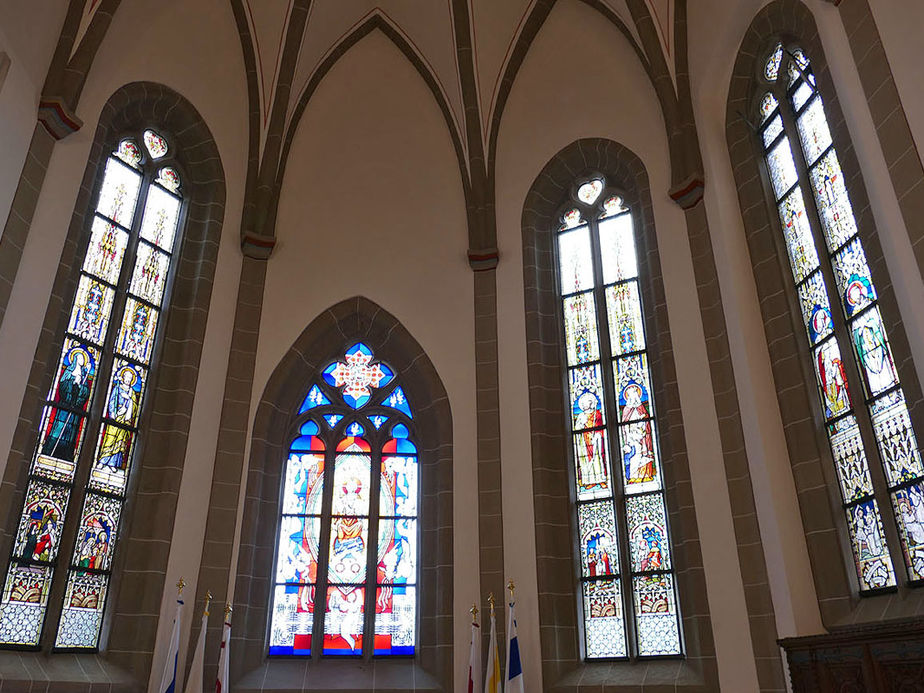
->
[[384, 387, 412, 418], [370, 415, 388, 429], [579, 502, 619, 578], [626, 493, 671, 573], [324, 414, 343, 429], [323, 344, 393, 409], [299, 420, 319, 436], [48, 339, 99, 413], [568, 365, 606, 432], [298, 385, 330, 413], [346, 421, 365, 437]]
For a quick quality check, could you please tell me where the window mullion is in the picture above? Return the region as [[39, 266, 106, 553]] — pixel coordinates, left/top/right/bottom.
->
[[362, 443, 384, 658], [587, 214, 637, 658], [777, 84, 908, 583], [311, 445, 338, 660]]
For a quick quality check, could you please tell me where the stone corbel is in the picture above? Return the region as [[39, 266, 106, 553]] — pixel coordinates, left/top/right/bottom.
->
[[37, 96, 82, 140], [467, 247, 499, 271], [241, 231, 276, 259], [669, 173, 706, 210]]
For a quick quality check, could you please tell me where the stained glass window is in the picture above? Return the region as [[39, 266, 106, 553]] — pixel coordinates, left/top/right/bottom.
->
[[270, 344, 418, 658], [0, 130, 184, 649], [555, 182, 682, 659], [758, 45, 924, 589]]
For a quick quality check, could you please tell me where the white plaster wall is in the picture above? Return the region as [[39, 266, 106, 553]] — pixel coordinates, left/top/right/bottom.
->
[[252, 29, 477, 693], [0, 0, 68, 239], [0, 0, 248, 689], [494, 1, 761, 689]]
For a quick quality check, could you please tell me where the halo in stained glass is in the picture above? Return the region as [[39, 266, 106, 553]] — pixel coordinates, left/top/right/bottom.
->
[[384, 387, 412, 418], [568, 364, 606, 432], [778, 188, 820, 283], [891, 482, 924, 581], [69, 493, 121, 572], [299, 384, 330, 413], [143, 130, 168, 159], [558, 225, 594, 294], [626, 493, 671, 573], [870, 391, 923, 487], [115, 139, 141, 168], [156, 167, 180, 194], [101, 360, 146, 428], [633, 574, 681, 655], [614, 354, 652, 423], [83, 217, 129, 284], [579, 502, 619, 578], [563, 292, 600, 366], [323, 343, 393, 409], [582, 580, 626, 658], [331, 453, 370, 517], [846, 499, 896, 590], [561, 208, 582, 229], [764, 42, 783, 81], [598, 213, 637, 284], [809, 150, 858, 252], [605, 281, 645, 356], [850, 307, 898, 397], [759, 92, 779, 124], [826, 415, 873, 502], [797, 97, 832, 166], [374, 585, 416, 655], [577, 179, 604, 204], [324, 414, 343, 429], [47, 339, 99, 413], [831, 239, 876, 319], [796, 272, 833, 346]]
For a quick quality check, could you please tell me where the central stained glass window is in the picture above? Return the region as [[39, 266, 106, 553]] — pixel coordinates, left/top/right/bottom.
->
[[270, 343, 418, 657], [556, 180, 682, 658]]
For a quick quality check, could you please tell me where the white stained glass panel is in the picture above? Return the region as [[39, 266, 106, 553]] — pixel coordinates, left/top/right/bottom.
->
[[891, 483, 924, 582], [67, 275, 116, 346], [374, 586, 416, 655], [129, 242, 171, 306], [582, 580, 627, 658], [846, 500, 896, 590], [598, 214, 638, 284], [54, 572, 108, 649], [0, 565, 53, 646], [96, 157, 142, 227], [558, 226, 594, 294], [810, 150, 858, 252], [114, 297, 159, 364], [777, 188, 820, 284], [797, 97, 832, 166], [633, 574, 681, 656], [762, 114, 783, 149], [792, 81, 814, 111], [139, 184, 181, 251], [767, 138, 798, 200], [83, 216, 129, 285], [269, 585, 315, 655]]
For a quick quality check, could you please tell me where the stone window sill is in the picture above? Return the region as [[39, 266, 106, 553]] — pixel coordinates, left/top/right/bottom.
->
[[236, 658, 443, 692], [0, 651, 138, 691], [550, 658, 712, 691]]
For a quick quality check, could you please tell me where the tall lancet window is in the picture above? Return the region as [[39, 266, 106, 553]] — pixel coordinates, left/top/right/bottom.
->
[[270, 343, 418, 657], [0, 131, 183, 649], [556, 180, 682, 659], [758, 43, 924, 591]]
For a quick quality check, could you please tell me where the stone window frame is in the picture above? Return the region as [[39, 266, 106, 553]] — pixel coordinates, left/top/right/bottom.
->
[[726, 0, 924, 626], [523, 139, 718, 691], [228, 297, 453, 692], [0, 81, 225, 689]]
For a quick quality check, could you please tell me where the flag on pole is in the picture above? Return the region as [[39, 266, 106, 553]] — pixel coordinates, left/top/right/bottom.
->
[[183, 591, 211, 693], [504, 580, 524, 693], [159, 578, 186, 693], [484, 593, 501, 693], [468, 603, 482, 693], [215, 603, 232, 693]]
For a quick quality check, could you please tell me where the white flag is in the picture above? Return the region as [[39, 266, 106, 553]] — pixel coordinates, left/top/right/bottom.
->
[[484, 604, 501, 693], [183, 603, 209, 693], [467, 618, 482, 693], [504, 598, 524, 693], [159, 596, 183, 693], [215, 615, 231, 693]]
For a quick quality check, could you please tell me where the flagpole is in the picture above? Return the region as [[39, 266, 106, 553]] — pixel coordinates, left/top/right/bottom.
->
[[183, 590, 211, 693], [216, 602, 233, 693], [504, 578, 524, 693], [159, 577, 186, 693], [467, 603, 481, 693]]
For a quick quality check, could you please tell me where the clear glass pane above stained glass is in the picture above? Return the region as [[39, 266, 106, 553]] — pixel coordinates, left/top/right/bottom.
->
[[766, 138, 798, 200], [331, 452, 370, 517], [620, 421, 661, 495], [577, 180, 604, 205], [277, 516, 321, 584], [582, 580, 627, 658], [891, 482, 924, 581], [139, 184, 181, 252], [760, 92, 779, 123], [569, 364, 607, 432], [70, 493, 121, 571], [102, 360, 146, 429], [83, 217, 129, 285], [797, 97, 833, 166], [558, 226, 595, 294], [130, 242, 171, 306], [34, 406, 86, 481], [282, 451, 325, 515], [380, 455, 417, 518], [762, 114, 783, 149], [826, 415, 873, 502], [850, 307, 899, 398], [573, 431, 611, 501], [832, 239, 876, 319], [114, 298, 158, 364], [89, 423, 134, 495], [47, 339, 99, 414], [563, 292, 600, 365], [810, 150, 858, 252], [614, 354, 653, 423], [812, 339, 853, 421], [765, 43, 783, 81], [67, 276, 115, 346], [777, 188, 820, 283], [579, 502, 619, 578], [626, 493, 671, 573], [374, 585, 415, 655], [796, 271, 834, 346], [323, 585, 365, 655], [598, 214, 638, 284], [870, 390, 924, 487], [632, 574, 681, 656], [846, 499, 896, 590], [376, 518, 416, 585], [96, 157, 142, 228], [13, 480, 70, 563], [605, 281, 645, 356], [0, 565, 53, 646], [269, 585, 315, 655]]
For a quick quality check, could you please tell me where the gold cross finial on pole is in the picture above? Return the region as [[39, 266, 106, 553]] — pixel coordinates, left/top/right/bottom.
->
[[176, 577, 186, 596], [470, 602, 479, 624], [224, 602, 234, 621], [487, 592, 495, 614], [507, 579, 516, 601], [204, 590, 213, 617]]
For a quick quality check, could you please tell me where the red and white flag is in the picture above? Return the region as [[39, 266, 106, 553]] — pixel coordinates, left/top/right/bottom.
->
[[215, 610, 231, 693], [467, 612, 482, 693]]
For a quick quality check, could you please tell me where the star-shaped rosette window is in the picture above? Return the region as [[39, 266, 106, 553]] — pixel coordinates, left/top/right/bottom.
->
[[322, 343, 394, 409]]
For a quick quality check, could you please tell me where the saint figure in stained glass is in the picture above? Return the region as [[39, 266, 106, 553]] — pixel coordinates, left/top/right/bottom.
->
[[75, 514, 113, 570], [105, 365, 141, 426], [22, 501, 62, 562], [40, 409, 84, 464]]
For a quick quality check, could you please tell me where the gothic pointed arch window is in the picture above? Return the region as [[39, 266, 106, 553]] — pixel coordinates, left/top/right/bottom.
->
[[269, 343, 418, 657], [556, 179, 682, 658], [756, 42, 924, 591], [0, 129, 185, 649]]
